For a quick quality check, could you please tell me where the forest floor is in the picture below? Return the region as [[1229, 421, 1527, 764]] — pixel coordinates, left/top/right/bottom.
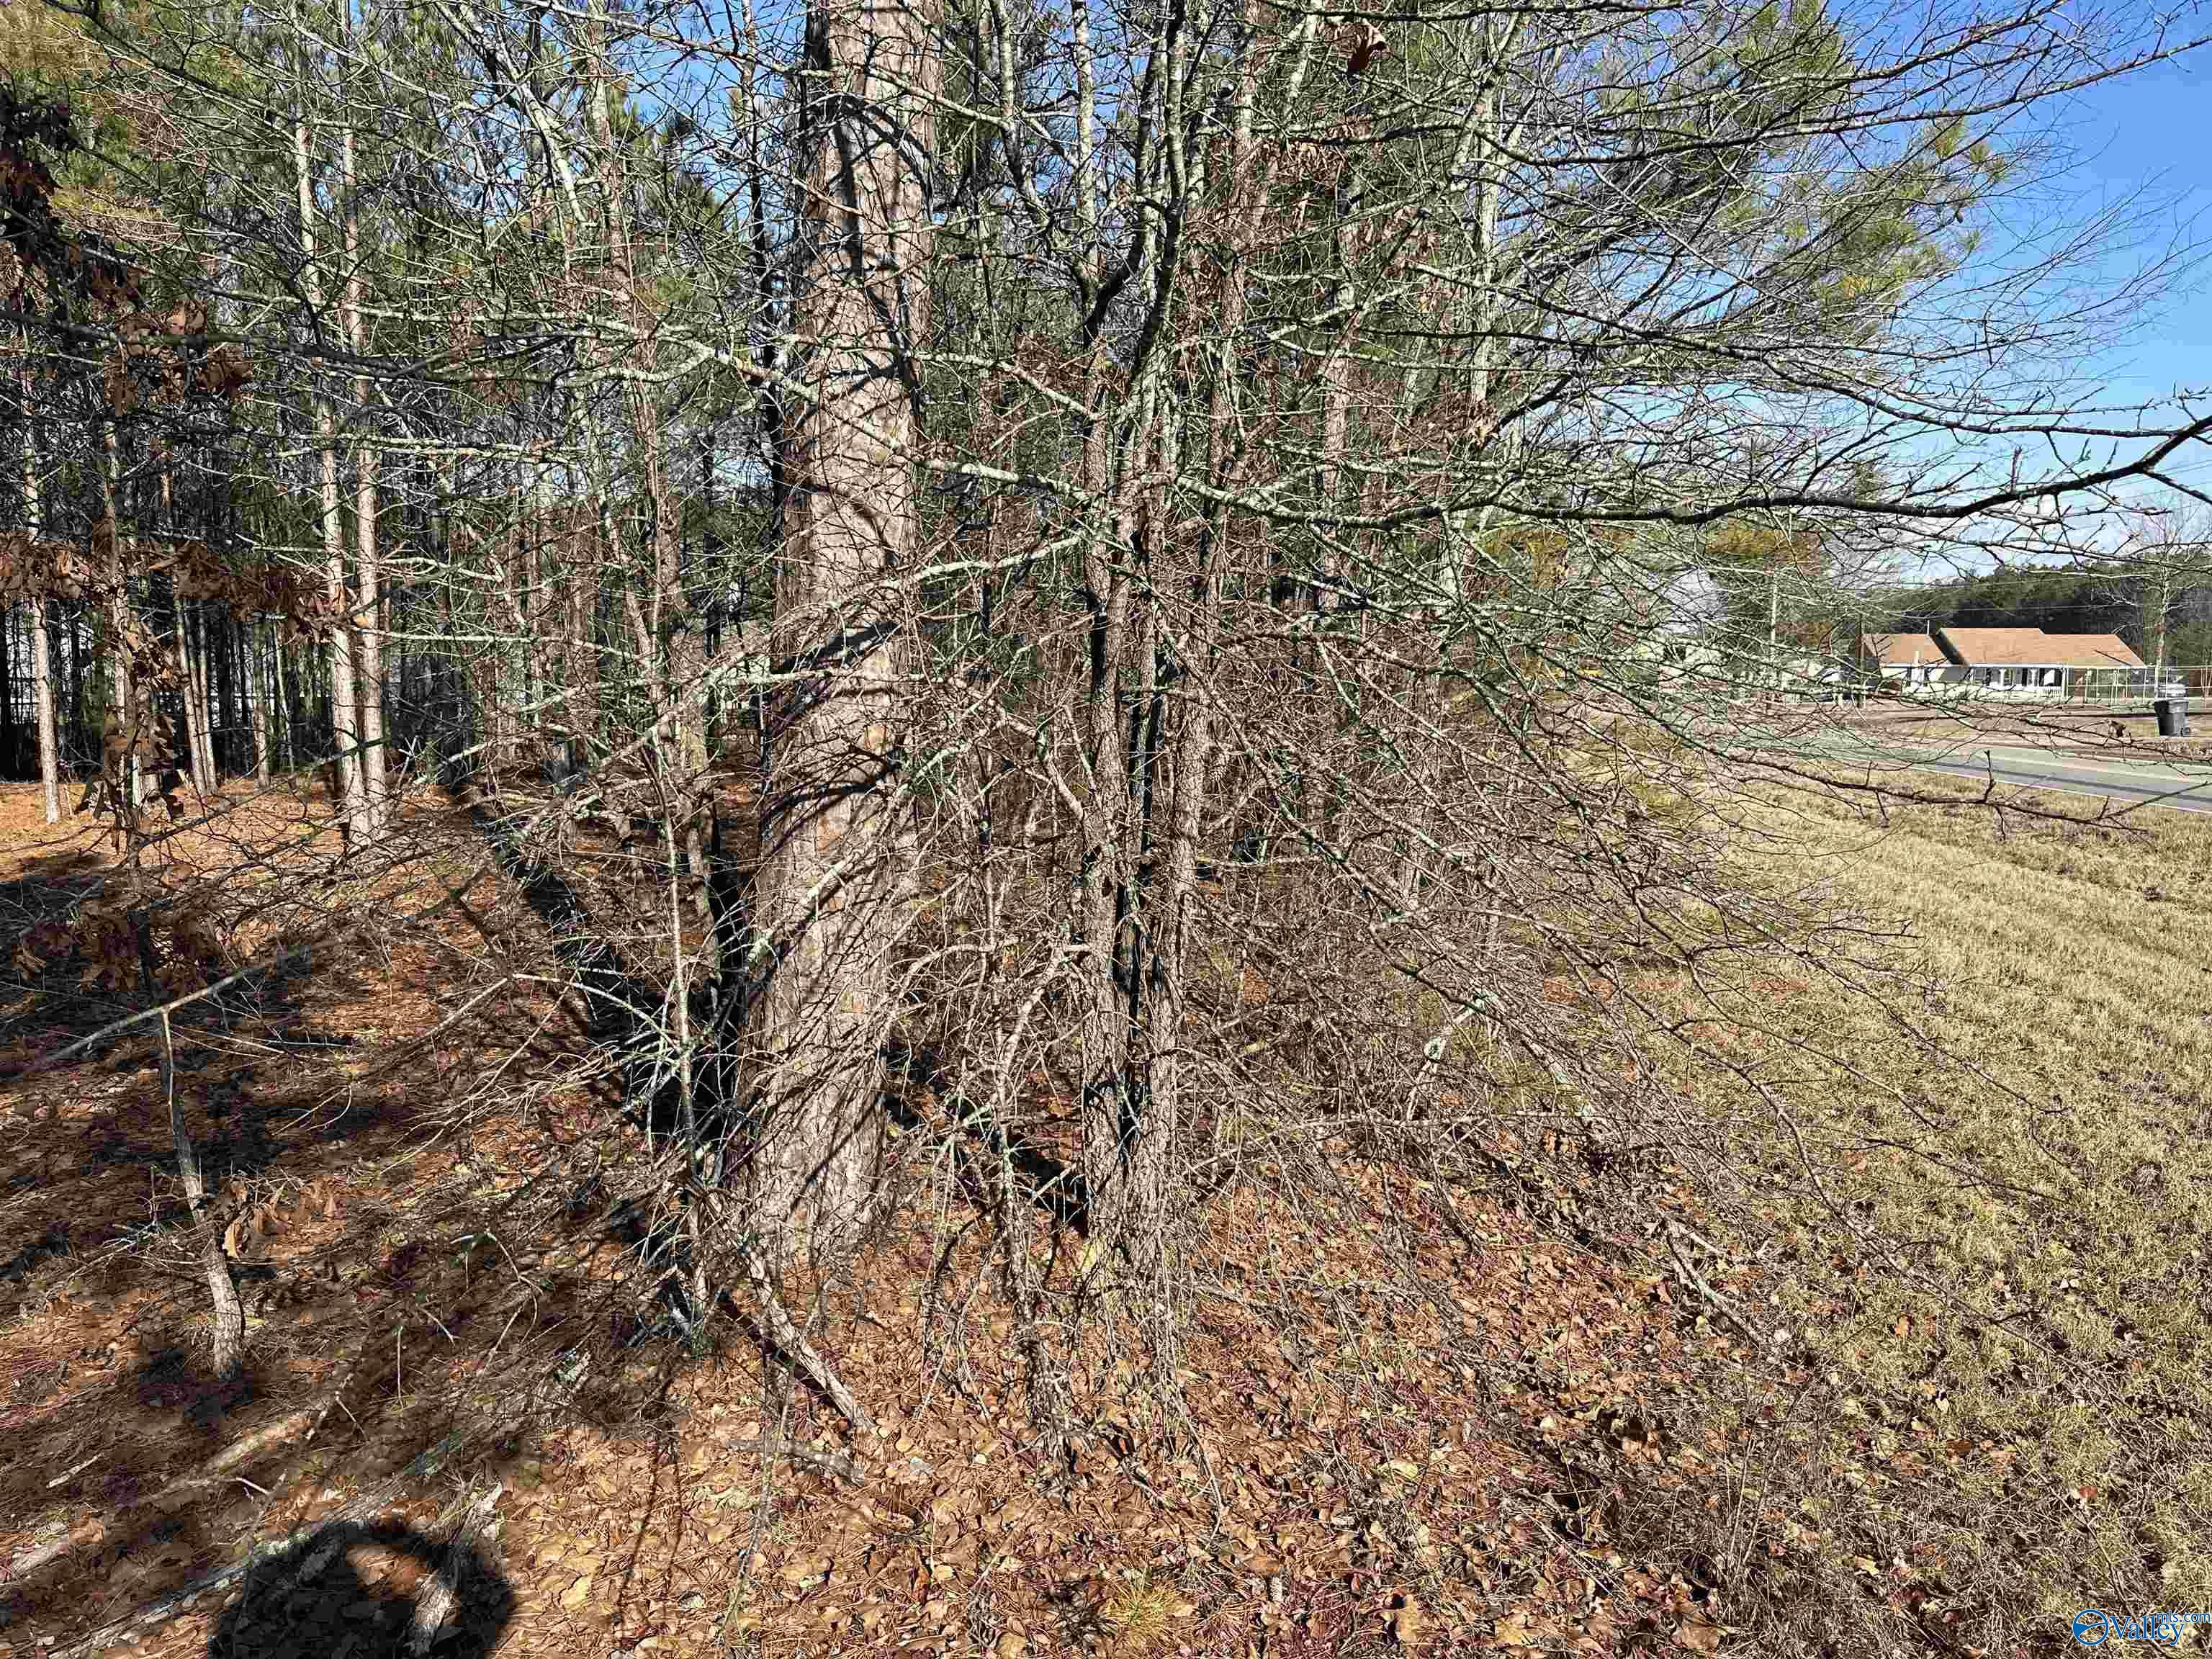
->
[[0, 773, 2205, 1658]]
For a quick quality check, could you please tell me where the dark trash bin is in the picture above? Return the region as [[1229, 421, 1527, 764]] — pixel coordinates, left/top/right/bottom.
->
[[2155, 687, 2190, 737]]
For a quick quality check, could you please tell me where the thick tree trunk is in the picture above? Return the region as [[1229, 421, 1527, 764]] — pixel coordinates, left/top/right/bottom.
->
[[748, 0, 936, 1259]]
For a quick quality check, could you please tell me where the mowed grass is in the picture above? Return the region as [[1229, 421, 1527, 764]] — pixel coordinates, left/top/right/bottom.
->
[[1640, 773, 2212, 1642]]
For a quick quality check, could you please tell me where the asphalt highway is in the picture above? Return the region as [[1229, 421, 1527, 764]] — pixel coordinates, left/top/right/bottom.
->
[[1818, 736, 2212, 815]]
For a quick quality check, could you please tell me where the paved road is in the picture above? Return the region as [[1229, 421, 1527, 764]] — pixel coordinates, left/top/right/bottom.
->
[[1817, 736, 2212, 815]]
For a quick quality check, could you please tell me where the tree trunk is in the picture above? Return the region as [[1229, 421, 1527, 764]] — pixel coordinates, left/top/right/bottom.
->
[[272, 627, 292, 774], [67, 606, 86, 770], [193, 605, 215, 787], [1071, 357, 1146, 1260], [204, 605, 225, 784], [99, 420, 144, 837], [341, 46, 387, 832], [159, 462, 215, 796], [136, 932, 246, 1385], [249, 619, 270, 781], [1, 602, 15, 782], [565, 497, 599, 767], [748, 0, 936, 1259], [295, 5, 364, 840], [20, 384, 59, 819], [172, 602, 204, 797], [32, 600, 60, 822]]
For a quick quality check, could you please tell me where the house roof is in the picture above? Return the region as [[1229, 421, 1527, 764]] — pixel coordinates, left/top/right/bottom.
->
[[1936, 626, 2145, 670], [1861, 631, 1945, 667]]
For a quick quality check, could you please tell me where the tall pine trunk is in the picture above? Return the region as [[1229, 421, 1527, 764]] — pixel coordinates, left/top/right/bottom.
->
[[749, 0, 937, 1258], [295, 4, 364, 840], [341, 36, 387, 832], [99, 419, 144, 829], [32, 599, 60, 822], [21, 380, 60, 822], [249, 619, 271, 781]]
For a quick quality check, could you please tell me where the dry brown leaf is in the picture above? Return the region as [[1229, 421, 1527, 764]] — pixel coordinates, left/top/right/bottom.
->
[[559, 1574, 593, 1611], [1674, 1619, 1722, 1653], [1388, 1595, 1425, 1647]]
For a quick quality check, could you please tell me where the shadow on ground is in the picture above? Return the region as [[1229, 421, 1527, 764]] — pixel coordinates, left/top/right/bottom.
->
[[207, 1520, 515, 1659]]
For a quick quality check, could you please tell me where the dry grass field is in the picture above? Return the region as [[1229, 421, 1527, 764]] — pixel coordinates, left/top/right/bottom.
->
[[1614, 770, 2212, 1647]]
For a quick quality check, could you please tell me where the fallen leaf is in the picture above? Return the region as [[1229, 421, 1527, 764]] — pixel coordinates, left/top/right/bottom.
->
[[1675, 1619, 1722, 1653], [782, 1553, 832, 1586], [559, 1574, 593, 1611], [1388, 1595, 1424, 1647]]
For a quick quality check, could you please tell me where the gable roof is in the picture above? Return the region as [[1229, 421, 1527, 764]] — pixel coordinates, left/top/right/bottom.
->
[[1936, 626, 2145, 670], [1860, 631, 1945, 667], [2042, 632, 2149, 670]]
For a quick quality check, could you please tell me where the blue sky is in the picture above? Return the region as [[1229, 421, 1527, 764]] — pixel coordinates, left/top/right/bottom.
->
[[1890, 41, 2212, 553], [2060, 50, 2212, 416]]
